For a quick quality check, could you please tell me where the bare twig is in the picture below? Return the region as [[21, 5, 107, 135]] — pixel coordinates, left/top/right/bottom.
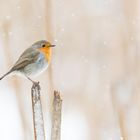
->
[[31, 82, 45, 140], [51, 91, 62, 140]]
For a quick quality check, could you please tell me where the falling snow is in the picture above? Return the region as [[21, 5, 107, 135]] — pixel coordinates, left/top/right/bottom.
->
[[17, 6, 21, 10], [0, 0, 139, 140], [5, 15, 11, 20]]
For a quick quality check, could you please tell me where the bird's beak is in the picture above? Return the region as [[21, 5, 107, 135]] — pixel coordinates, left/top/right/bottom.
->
[[50, 44, 55, 47]]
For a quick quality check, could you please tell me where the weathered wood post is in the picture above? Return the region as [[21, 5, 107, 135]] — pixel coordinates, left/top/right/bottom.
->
[[31, 82, 45, 140]]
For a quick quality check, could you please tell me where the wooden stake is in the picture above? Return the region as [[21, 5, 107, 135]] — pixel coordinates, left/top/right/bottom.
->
[[51, 91, 62, 140], [31, 82, 45, 140]]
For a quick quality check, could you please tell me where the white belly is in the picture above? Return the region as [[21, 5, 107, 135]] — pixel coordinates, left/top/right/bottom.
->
[[21, 54, 49, 77]]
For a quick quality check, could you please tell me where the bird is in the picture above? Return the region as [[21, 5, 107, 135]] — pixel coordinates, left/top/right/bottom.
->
[[0, 40, 55, 83]]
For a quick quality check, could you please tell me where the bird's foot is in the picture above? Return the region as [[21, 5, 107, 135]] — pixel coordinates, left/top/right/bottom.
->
[[26, 76, 40, 90], [32, 81, 41, 90]]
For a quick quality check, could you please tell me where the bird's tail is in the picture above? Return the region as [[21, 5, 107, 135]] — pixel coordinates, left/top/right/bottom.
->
[[0, 71, 11, 80]]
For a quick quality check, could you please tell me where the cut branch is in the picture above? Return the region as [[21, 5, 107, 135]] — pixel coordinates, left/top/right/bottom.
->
[[31, 82, 45, 140], [51, 91, 62, 140]]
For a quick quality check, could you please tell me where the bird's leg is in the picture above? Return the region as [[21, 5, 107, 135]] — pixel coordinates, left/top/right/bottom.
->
[[26, 76, 39, 85], [26, 76, 41, 102]]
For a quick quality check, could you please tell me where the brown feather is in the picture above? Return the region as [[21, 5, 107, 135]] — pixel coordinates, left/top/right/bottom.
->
[[11, 48, 39, 71]]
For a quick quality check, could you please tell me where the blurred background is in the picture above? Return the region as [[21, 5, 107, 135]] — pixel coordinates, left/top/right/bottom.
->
[[0, 0, 140, 140]]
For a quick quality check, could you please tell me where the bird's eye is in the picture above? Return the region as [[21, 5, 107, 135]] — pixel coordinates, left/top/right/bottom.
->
[[42, 44, 46, 48]]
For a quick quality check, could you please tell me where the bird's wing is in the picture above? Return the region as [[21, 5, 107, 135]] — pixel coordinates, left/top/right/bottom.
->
[[11, 48, 39, 71]]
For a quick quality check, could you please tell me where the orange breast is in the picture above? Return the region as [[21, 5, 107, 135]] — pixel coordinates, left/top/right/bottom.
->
[[39, 47, 52, 62]]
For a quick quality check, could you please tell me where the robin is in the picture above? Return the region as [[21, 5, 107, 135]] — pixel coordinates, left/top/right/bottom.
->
[[0, 40, 55, 83]]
